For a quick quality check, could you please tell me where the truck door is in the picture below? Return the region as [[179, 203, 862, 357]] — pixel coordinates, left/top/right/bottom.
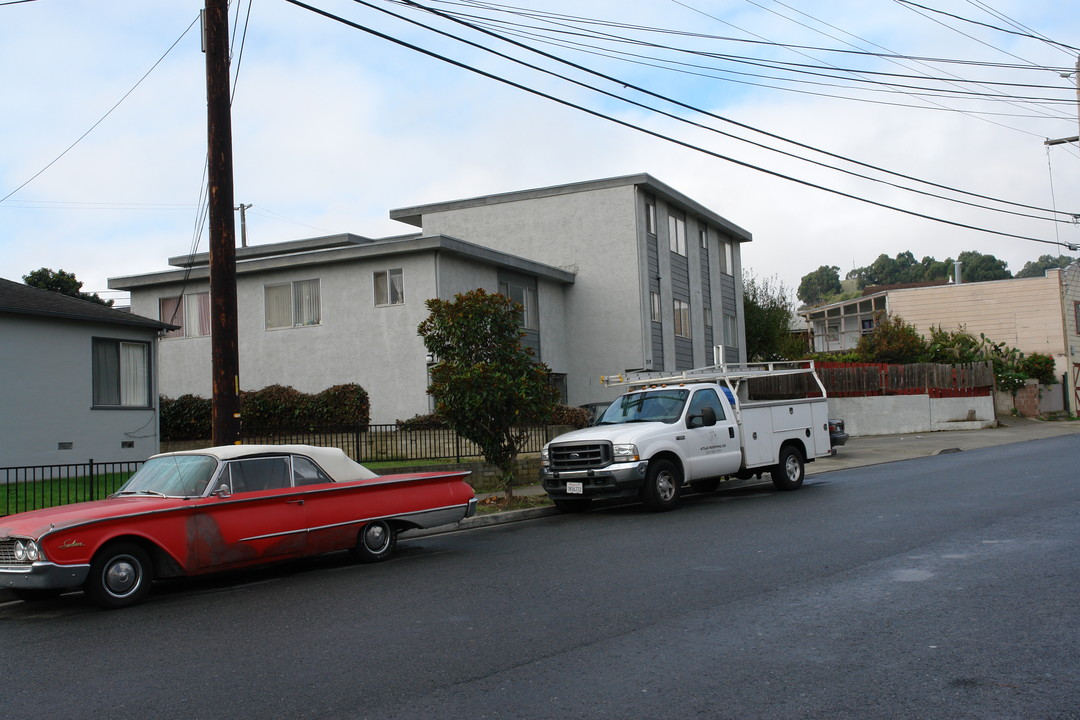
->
[[683, 388, 741, 479]]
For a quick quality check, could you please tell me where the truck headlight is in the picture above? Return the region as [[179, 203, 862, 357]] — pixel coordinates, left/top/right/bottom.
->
[[613, 444, 639, 462], [540, 446, 550, 467]]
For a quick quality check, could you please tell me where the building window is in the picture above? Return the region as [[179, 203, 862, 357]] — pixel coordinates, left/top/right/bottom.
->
[[668, 215, 686, 256], [650, 292, 661, 323], [265, 279, 321, 329], [723, 313, 738, 348], [645, 198, 656, 235], [374, 269, 404, 307], [160, 292, 210, 338], [699, 226, 708, 249], [1075, 301, 1080, 334], [703, 304, 713, 329], [498, 279, 538, 330], [674, 300, 691, 338], [92, 338, 150, 408]]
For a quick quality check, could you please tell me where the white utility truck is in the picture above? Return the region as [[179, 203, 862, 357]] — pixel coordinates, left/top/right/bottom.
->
[[540, 361, 833, 512]]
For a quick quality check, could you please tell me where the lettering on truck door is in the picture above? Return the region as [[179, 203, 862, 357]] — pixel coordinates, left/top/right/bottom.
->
[[683, 388, 741, 479]]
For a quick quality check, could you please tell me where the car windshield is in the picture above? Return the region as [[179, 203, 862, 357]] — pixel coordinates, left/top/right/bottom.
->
[[597, 389, 689, 425], [115, 455, 219, 498]]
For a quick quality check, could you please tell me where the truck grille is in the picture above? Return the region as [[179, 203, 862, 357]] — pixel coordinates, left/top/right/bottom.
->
[[549, 442, 612, 471]]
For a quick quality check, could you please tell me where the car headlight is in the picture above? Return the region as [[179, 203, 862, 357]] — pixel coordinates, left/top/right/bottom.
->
[[12, 540, 41, 563], [613, 443, 639, 462]]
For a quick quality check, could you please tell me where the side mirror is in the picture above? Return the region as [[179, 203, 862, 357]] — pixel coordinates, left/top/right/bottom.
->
[[214, 483, 232, 499], [688, 406, 717, 428]]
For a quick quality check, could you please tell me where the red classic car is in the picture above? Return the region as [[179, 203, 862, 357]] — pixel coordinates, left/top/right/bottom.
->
[[0, 445, 476, 609]]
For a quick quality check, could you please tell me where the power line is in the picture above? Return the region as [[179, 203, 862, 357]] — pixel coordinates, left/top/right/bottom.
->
[[0, 15, 200, 204], [282, 0, 1076, 251]]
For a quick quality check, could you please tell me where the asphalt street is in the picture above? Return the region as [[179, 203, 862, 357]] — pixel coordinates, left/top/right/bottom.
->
[[1, 418, 1078, 719]]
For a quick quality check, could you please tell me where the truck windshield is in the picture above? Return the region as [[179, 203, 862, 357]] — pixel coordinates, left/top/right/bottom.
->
[[115, 455, 219, 498], [597, 389, 689, 425]]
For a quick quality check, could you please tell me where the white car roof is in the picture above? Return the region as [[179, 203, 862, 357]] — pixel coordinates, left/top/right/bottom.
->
[[151, 444, 378, 482]]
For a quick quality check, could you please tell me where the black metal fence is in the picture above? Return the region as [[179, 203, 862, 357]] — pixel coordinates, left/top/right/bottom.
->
[[240, 424, 556, 464], [1, 459, 145, 517]]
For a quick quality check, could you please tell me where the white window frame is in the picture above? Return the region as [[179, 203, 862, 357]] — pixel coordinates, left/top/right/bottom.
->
[[92, 338, 151, 408], [674, 299, 691, 338], [374, 269, 404, 307], [498, 280, 538, 330], [265, 279, 321, 329], [669, 215, 687, 256]]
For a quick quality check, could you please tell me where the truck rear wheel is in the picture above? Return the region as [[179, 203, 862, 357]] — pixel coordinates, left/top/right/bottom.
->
[[641, 459, 681, 511], [770, 445, 805, 491]]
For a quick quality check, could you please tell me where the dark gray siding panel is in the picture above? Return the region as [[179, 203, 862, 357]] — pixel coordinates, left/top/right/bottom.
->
[[675, 337, 694, 370]]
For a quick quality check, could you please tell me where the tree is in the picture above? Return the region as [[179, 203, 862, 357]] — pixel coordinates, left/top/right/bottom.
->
[[796, 265, 841, 305], [855, 312, 928, 363], [23, 267, 113, 306], [955, 250, 1011, 283], [1015, 254, 1076, 278], [744, 273, 805, 360], [418, 289, 559, 499]]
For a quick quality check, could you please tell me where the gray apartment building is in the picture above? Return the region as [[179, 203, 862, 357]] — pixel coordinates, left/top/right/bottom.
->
[[110, 173, 751, 423]]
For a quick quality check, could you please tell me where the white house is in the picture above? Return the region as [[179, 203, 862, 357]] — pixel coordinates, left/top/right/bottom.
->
[[0, 278, 173, 467], [110, 173, 752, 423]]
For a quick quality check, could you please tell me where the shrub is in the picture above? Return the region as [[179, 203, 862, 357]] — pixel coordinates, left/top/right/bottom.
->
[[1019, 353, 1057, 386], [159, 394, 212, 441], [550, 404, 592, 429], [856, 312, 928, 364], [396, 413, 447, 430]]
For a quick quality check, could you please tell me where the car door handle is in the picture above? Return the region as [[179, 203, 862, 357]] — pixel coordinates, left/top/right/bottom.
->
[[728, 427, 735, 438], [286, 498, 304, 505]]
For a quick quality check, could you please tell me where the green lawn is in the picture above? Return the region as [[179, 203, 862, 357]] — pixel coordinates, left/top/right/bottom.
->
[[2, 471, 135, 516]]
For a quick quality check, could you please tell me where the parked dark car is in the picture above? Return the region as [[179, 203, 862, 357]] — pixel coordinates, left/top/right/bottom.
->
[[829, 419, 849, 448]]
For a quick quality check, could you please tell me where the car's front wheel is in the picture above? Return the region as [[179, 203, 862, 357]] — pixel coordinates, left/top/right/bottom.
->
[[640, 459, 681, 511], [84, 542, 154, 609], [351, 520, 397, 563]]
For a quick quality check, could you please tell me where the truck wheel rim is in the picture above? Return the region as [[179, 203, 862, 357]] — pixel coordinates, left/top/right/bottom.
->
[[656, 471, 676, 501], [785, 456, 799, 480]]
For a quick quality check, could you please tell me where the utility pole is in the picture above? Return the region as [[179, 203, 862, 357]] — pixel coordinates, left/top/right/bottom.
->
[[204, 0, 241, 446], [235, 203, 252, 247], [1044, 55, 1080, 253]]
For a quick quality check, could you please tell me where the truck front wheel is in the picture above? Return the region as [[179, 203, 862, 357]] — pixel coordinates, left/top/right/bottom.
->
[[771, 445, 805, 491], [641, 459, 681, 511]]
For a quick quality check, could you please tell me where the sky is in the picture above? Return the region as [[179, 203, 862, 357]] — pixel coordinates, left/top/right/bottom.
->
[[1, 0, 1078, 307]]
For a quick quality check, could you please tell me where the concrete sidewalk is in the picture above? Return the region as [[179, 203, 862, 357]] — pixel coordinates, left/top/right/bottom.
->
[[4, 416, 1078, 605]]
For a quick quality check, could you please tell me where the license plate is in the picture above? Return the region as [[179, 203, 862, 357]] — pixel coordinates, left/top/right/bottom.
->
[[566, 481, 583, 495]]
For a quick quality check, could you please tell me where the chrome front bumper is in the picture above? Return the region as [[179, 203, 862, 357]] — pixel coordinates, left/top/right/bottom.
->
[[0, 562, 90, 591]]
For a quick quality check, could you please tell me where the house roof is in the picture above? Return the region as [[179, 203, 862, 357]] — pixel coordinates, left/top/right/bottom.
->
[[389, 172, 754, 243], [0, 277, 174, 330], [110, 234, 577, 290]]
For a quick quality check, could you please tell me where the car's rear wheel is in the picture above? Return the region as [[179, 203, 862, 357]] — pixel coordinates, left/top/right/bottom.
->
[[770, 445, 805, 491], [84, 542, 154, 609], [351, 520, 397, 563]]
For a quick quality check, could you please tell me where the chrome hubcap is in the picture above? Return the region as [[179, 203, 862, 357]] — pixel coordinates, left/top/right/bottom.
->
[[105, 557, 139, 597], [656, 472, 676, 502], [365, 524, 388, 551]]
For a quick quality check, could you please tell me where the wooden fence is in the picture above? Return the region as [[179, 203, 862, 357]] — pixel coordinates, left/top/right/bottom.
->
[[816, 362, 994, 398]]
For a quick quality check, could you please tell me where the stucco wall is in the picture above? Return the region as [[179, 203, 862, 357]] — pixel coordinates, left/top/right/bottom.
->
[[0, 315, 161, 467], [828, 395, 996, 435]]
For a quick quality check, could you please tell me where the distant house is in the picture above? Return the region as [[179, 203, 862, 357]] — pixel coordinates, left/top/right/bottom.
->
[[110, 173, 752, 424], [0, 277, 174, 468], [800, 268, 1079, 411]]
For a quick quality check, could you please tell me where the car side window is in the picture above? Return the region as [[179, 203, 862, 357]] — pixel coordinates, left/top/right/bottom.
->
[[225, 457, 292, 493], [688, 388, 726, 423], [292, 456, 332, 486]]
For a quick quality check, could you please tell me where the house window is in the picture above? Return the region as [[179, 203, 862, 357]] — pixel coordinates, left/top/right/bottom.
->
[[160, 292, 210, 338], [645, 198, 656, 235], [723, 313, 738, 348], [674, 300, 691, 338], [265, 279, 321, 329], [374, 269, 404, 307], [668, 215, 686, 256], [498, 279, 538, 330], [93, 338, 150, 408], [650, 292, 661, 323]]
